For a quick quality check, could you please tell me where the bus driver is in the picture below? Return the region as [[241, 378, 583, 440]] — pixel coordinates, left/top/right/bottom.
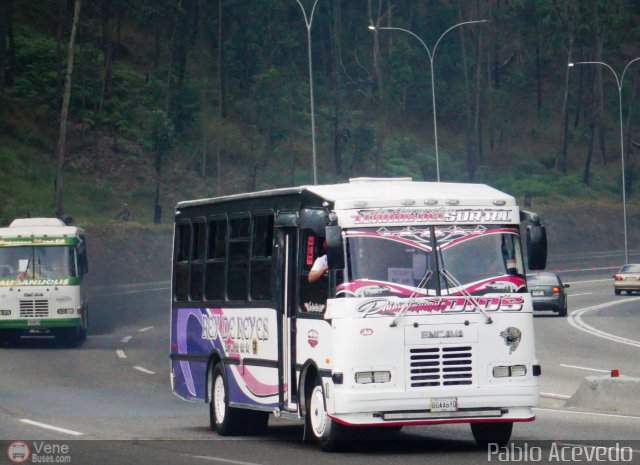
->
[[308, 240, 328, 283]]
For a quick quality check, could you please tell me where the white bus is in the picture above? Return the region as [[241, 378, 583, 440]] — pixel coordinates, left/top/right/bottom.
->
[[0, 218, 89, 346], [170, 178, 547, 450]]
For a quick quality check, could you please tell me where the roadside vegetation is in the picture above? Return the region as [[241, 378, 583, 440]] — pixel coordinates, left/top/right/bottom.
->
[[1, 1, 639, 227]]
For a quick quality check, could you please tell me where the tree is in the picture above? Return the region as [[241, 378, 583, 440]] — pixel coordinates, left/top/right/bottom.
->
[[144, 110, 175, 224], [54, 0, 81, 218]]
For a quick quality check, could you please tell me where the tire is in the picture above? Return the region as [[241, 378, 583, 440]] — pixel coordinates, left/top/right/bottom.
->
[[471, 422, 513, 448], [615, 289, 621, 296], [558, 303, 567, 317], [80, 306, 88, 342], [210, 364, 245, 435], [306, 376, 347, 451], [60, 327, 82, 348]]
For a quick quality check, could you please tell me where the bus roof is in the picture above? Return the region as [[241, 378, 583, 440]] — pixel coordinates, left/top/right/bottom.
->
[[0, 218, 84, 239], [176, 178, 516, 210]]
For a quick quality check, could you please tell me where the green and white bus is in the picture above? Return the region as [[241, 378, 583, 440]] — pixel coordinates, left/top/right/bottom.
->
[[0, 218, 89, 346]]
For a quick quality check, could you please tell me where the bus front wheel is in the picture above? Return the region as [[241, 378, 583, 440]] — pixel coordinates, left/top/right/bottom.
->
[[210, 363, 248, 436], [471, 422, 513, 448], [306, 376, 346, 451]]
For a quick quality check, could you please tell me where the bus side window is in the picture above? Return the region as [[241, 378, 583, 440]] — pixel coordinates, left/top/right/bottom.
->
[[228, 217, 250, 301], [175, 223, 191, 302], [189, 221, 206, 301], [250, 214, 274, 301], [205, 219, 226, 301]]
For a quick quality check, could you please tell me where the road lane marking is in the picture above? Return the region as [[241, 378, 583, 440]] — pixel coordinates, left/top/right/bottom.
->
[[540, 392, 571, 400], [560, 364, 609, 373], [19, 419, 83, 436], [116, 349, 127, 359], [534, 407, 640, 421], [133, 366, 156, 375], [556, 266, 617, 274], [567, 292, 592, 297], [121, 335, 132, 343], [138, 326, 153, 333], [566, 278, 612, 285], [568, 299, 640, 349], [186, 455, 264, 465], [90, 280, 169, 292], [92, 286, 169, 298]]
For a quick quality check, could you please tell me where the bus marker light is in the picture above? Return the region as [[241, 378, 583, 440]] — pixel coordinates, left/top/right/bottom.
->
[[611, 369, 620, 377]]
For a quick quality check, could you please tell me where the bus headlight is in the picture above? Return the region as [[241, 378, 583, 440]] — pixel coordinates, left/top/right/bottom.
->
[[511, 365, 527, 377], [355, 371, 392, 384], [56, 308, 75, 315], [493, 365, 527, 378]]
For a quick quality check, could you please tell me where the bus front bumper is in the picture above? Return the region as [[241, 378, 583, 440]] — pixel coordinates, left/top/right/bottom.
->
[[327, 386, 538, 426], [0, 317, 82, 329]]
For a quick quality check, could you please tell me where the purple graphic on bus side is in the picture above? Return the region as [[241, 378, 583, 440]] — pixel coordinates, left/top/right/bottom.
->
[[171, 307, 279, 407]]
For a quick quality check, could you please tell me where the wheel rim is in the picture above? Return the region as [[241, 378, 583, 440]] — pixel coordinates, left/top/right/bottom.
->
[[213, 374, 226, 424], [309, 385, 327, 438]]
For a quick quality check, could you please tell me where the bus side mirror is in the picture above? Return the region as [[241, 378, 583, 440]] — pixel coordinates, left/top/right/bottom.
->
[[325, 225, 344, 270], [79, 253, 89, 275], [526, 225, 547, 270]]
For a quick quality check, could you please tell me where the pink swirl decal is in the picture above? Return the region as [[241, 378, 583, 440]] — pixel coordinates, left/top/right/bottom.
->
[[231, 365, 279, 398]]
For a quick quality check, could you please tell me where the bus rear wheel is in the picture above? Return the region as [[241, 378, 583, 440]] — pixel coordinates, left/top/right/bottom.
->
[[306, 376, 346, 451], [471, 422, 513, 448]]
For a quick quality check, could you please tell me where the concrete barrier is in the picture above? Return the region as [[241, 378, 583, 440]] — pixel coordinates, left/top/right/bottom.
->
[[565, 375, 640, 415]]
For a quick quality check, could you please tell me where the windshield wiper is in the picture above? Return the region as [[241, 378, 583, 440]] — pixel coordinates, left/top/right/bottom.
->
[[441, 268, 493, 324], [9, 257, 31, 291], [390, 270, 433, 328], [36, 259, 58, 288]]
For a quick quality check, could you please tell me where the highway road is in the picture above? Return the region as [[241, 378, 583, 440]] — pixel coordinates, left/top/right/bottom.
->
[[1, 272, 639, 465]]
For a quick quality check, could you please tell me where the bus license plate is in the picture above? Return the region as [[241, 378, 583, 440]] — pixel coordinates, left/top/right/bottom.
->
[[27, 319, 41, 326], [430, 397, 457, 412]]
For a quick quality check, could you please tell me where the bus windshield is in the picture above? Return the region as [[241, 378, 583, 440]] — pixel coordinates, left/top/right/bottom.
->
[[0, 246, 77, 279], [337, 225, 525, 297]]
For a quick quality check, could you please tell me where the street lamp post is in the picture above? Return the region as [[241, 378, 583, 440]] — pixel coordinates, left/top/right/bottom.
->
[[295, 0, 319, 185], [569, 58, 640, 264], [369, 20, 488, 182]]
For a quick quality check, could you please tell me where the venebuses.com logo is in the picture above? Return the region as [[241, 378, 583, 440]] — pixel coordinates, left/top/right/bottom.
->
[[7, 441, 30, 464], [6, 441, 71, 464]]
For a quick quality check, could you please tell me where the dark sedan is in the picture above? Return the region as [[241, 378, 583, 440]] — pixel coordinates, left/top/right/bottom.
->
[[527, 271, 569, 317]]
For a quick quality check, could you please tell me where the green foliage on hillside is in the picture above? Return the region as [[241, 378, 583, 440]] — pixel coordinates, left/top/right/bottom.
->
[[1, 0, 640, 225]]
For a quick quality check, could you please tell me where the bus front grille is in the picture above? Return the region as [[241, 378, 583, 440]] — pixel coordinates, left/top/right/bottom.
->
[[19, 300, 49, 318], [408, 346, 473, 388]]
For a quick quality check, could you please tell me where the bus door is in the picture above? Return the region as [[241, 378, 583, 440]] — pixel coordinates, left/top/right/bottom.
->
[[275, 223, 298, 411]]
